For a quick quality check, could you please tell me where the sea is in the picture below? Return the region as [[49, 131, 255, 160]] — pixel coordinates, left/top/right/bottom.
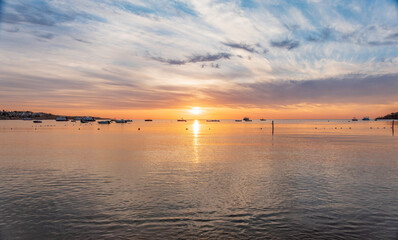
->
[[0, 119, 397, 239]]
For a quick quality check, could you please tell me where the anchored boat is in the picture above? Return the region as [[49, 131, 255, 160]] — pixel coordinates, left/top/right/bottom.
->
[[243, 117, 252, 122], [115, 119, 127, 123]]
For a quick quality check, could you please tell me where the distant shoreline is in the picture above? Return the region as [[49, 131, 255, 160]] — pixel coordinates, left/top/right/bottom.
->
[[375, 112, 398, 120], [0, 110, 104, 120]]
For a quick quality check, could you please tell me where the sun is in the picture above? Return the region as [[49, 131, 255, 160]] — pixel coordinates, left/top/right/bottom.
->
[[189, 107, 202, 115]]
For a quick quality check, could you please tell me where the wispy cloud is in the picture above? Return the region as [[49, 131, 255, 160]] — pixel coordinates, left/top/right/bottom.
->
[[222, 42, 256, 53], [33, 31, 54, 39], [202, 74, 398, 106], [270, 39, 300, 50], [2, 1, 86, 26], [152, 53, 231, 65], [306, 28, 334, 42]]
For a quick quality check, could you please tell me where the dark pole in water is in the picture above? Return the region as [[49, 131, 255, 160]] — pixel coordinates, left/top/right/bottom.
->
[[272, 120, 274, 135]]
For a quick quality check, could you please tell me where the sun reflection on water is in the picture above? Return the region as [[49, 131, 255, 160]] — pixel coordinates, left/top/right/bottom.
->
[[193, 120, 200, 139], [192, 120, 200, 162]]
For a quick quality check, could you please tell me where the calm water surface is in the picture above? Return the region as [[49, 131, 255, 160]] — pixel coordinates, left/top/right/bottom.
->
[[0, 120, 397, 239]]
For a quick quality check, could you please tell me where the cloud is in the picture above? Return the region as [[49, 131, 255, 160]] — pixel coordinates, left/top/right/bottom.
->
[[2, 1, 73, 26], [189, 53, 231, 63], [222, 42, 256, 53], [387, 32, 398, 39], [72, 37, 91, 44], [270, 39, 300, 50], [1, 1, 104, 26], [0, 0, 4, 24], [306, 28, 334, 42], [221, 41, 269, 56], [33, 31, 54, 39], [112, 1, 197, 18], [152, 53, 232, 65], [367, 41, 397, 46], [202, 74, 398, 106], [2, 26, 19, 32]]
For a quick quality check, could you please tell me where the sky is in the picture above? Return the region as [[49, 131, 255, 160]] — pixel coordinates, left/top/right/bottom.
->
[[0, 0, 397, 119]]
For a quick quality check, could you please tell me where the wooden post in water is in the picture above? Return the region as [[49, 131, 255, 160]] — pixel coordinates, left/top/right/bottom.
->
[[272, 120, 274, 135]]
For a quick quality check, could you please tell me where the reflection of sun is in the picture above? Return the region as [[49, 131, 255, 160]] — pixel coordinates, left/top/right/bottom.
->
[[193, 120, 200, 137], [189, 107, 202, 115], [192, 120, 200, 163]]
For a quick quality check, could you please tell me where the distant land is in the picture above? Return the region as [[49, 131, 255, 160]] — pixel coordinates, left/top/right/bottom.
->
[[0, 110, 103, 120], [375, 112, 398, 120]]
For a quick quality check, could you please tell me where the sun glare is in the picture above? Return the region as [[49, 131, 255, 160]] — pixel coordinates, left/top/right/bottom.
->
[[189, 107, 202, 115]]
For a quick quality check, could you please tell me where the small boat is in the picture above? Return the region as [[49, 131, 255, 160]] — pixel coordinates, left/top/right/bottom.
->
[[362, 117, 370, 121], [56, 116, 68, 121], [125, 120, 133, 122], [177, 118, 187, 122], [235, 120, 242, 122], [243, 117, 252, 122], [352, 117, 358, 121], [260, 118, 266, 121], [115, 119, 127, 123], [98, 120, 111, 124], [206, 120, 220, 122], [33, 120, 42, 123], [145, 119, 153, 122], [82, 117, 95, 122]]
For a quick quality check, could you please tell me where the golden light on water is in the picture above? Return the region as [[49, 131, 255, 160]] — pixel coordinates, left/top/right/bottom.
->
[[192, 120, 200, 162], [193, 120, 200, 136]]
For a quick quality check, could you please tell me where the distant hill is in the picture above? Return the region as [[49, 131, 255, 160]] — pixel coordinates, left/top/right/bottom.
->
[[0, 110, 103, 120], [375, 112, 398, 120]]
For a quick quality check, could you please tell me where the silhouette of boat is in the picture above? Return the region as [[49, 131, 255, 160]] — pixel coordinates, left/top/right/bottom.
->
[[206, 120, 220, 122], [177, 118, 187, 122], [352, 117, 358, 121], [235, 120, 242, 122], [145, 119, 153, 122], [362, 117, 370, 121], [260, 118, 266, 121], [98, 120, 111, 124], [115, 119, 127, 123], [33, 120, 42, 123], [243, 117, 252, 122]]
